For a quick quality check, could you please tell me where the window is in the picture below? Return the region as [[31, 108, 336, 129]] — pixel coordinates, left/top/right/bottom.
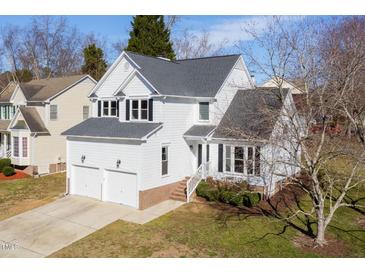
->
[[22, 137, 27, 157], [83, 106, 89, 120], [234, 147, 244, 173], [50, 105, 58, 120], [103, 101, 109, 116], [225, 145, 231, 172], [247, 147, 254, 175], [254, 146, 261, 176], [162, 146, 168, 176], [199, 102, 209, 121], [110, 101, 117, 116], [13, 136, 19, 157], [132, 100, 139, 120], [140, 100, 148, 120], [97, 100, 118, 117]]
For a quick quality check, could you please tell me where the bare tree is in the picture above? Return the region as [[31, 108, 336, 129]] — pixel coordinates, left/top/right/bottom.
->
[[233, 16, 365, 246], [173, 29, 227, 59]]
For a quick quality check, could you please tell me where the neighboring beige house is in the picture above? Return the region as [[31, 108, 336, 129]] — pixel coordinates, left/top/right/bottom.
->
[[261, 77, 306, 94], [0, 75, 96, 174]]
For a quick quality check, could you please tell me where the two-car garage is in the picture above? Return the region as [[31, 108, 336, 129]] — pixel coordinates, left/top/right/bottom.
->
[[70, 165, 138, 208]]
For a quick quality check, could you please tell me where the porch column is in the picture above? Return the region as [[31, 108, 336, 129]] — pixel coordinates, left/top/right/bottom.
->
[[3, 133, 7, 157], [202, 142, 207, 179]]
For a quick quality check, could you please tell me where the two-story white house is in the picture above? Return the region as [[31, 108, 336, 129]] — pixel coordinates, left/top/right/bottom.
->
[[0, 75, 96, 174], [62, 51, 300, 209]]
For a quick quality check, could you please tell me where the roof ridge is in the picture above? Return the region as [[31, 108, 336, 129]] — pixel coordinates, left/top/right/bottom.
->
[[125, 51, 174, 63], [176, 54, 241, 62], [27, 74, 86, 83]]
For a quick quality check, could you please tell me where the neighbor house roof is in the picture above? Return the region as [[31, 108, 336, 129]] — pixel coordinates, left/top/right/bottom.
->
[[16, 106, 49, 133], [0, 120, 11, 132], [113, 51, 242, 98], [20, 74, 89, 102], [213, 88, 288, 140], [62, 118, 163, 140], [184, 125, 216, 138], [0, 82, 17, 103]]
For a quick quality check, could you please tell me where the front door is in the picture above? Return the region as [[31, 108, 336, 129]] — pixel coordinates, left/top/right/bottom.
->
[[198, 144, 202, 168]]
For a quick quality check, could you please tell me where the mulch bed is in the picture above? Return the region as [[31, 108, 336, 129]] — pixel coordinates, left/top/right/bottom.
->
[[0, 170, 29, 180], [293, 234, 349, 257]]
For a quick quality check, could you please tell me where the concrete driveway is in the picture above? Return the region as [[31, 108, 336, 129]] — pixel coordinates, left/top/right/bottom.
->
[[0, 196, 183, 258]]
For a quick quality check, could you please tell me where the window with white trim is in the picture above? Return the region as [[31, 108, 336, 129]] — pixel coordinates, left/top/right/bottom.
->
[[97, 100, 118, 117], [13, 136, 19, 157], [22, 137, 28, 157], [199, 102, 209, 121], [161, 146, 168, 176], [0, 105, 16, 120], [50, 105, 58, 120], [131, 99, 148, 121], [225, 146, 231, 172], [234, 147, 244, 173]]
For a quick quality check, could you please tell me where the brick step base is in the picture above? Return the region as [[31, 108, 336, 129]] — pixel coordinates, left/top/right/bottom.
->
[[169, 180, 187, 202]]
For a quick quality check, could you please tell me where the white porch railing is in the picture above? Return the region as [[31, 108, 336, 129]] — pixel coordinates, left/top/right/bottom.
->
[[6, 149, 11, 158], [186, 161, 210, 203]]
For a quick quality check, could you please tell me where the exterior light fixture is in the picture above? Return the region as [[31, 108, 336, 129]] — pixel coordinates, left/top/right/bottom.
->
[[81, 155, 86, 163], [116, 159, 121, 168]]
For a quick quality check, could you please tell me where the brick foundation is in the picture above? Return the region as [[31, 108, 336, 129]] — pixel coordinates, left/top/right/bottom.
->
[[139, 180, 184, 210]]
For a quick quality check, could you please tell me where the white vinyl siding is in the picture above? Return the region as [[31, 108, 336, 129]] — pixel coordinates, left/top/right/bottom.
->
[[50, 105, 58, 120]]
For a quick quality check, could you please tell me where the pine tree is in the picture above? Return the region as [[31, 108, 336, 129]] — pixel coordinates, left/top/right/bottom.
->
[[81, 44, 107, 81], [126, 16, 176, 60]]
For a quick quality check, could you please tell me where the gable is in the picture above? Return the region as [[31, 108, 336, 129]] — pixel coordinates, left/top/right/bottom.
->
[[95, 55, 135, 98], [10, 85, 27, 105], [121, 73, 154, 97]]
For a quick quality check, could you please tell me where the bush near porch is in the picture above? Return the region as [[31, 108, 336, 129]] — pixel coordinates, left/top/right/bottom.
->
[[196, 179, 261, 208], [0, 158, 14, 176]]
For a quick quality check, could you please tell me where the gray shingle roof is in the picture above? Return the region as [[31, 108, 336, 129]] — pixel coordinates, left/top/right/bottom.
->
[[62, 118, 162, 139], [114, 51, 241, 97], [213, 88, 288, 140], [18, 106, 49, 133], [184, 125, 216, 138]]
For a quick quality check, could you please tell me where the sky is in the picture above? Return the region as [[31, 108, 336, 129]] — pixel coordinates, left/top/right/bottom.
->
[[0, 15, 332, 84]]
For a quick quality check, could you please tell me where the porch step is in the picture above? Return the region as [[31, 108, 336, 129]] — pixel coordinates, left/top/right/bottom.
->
[[169, 180, 187, 202]]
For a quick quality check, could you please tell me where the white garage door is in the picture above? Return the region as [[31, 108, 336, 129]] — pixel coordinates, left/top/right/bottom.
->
[[71, 165, 101, 200], [103, 170, 138, 208]]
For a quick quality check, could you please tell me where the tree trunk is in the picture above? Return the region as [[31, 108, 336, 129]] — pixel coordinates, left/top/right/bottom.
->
[[315, 211, 327, 246]]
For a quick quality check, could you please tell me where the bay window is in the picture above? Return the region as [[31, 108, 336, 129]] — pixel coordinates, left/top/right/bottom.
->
[[225, 146, 231, 172], [22, 137, 28, 157], [13, 137, 19, 157], [234, 147, 244, 173], [223, 145, 261, 176]]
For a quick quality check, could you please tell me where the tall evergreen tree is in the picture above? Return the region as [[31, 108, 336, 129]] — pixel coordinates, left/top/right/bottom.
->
[[82, 44, 107, 81], [126, 16, 176, 60]]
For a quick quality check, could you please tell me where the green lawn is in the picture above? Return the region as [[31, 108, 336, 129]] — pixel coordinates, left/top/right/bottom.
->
[[51, 190, 365, 258], [0, 172, 66, 221]]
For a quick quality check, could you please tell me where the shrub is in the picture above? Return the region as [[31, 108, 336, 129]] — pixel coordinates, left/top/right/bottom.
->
[[2, 166, 15, 177], [242, 192, 261, 207], [229, 194, 244, 206], [0, 158, 11, 172], [196, 181, 219, 201], [219, 190, 236, 203]]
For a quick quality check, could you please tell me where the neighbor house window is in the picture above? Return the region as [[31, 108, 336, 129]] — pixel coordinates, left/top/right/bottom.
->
[[97, 100, 118, 117], [50, 105, 58, 120], [254, 146, 261, 176], [225, 145, 231, 172], [234, 147, 244, 173], [131, 99, 148, 121], [0, 105, 16, 120], [83, 106, 89, 120], [247, 147, 254, 175], [22, 137, 27, 157], [162, 146, 168, 176], [13, 136, 19, 157], [199, 102, 209, 121]]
